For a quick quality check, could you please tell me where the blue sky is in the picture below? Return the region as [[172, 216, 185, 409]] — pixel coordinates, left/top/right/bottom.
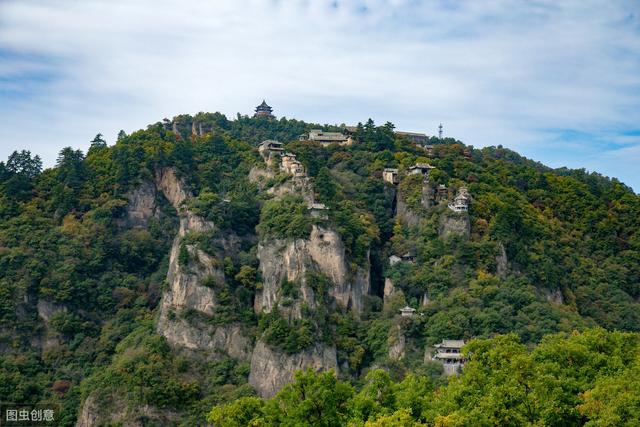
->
[[0, 0, 639, 191]]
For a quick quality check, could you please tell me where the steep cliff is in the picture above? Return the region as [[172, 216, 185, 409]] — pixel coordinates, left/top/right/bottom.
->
[[439, 211, 470, 239], [96, 167, 253, 360], [250, 209, 370, 397], [153, 168, 251, 359], [249, 340, 338, 399], [255, 225, 369, 316]]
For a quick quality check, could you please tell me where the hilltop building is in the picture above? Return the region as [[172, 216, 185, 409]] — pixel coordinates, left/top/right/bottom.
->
[[254, 100, 274, 118], [301, 129, 352, 146], [395, 131, 428, 145], [431, 339, 465, 375], [382, 168, 399, 184]]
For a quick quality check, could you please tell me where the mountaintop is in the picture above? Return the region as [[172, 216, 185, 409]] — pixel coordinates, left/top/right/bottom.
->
[[1, 111, 639, 426]]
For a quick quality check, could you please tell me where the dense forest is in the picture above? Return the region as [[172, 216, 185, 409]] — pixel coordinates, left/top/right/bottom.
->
[[0, 112, 638, 426]]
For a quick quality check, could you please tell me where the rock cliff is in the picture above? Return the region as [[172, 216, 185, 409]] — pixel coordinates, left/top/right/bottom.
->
[[99, 168, 252, 361], [396, 196, 421, 227], [152, 168, 251, 359], [120, 181, 159, 228], [255, 225, 369, 315], [439, 212, 470, 239], [249, 340, 338, 399]]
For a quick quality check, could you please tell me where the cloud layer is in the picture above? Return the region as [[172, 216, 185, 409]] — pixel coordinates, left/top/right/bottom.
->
[[1, 0, 639, 190]]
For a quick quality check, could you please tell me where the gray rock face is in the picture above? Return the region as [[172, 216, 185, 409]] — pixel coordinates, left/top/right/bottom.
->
[[75, 394, 180, 427], [151, 168, 250, 359], [496, 243, 508, 278], [388, 325, 406, 360], [249, 340, 338, 398], [396, 196, 421, 227], [121, 181, 159, 228], [36, 299, 67, 351], [255, 225, 369, 316], [439, 212, 470, 238], [75, 395, 99, 427], [546, 289, 565, 305], [383, 278, 395, 298], [248, 166, 276, 190]]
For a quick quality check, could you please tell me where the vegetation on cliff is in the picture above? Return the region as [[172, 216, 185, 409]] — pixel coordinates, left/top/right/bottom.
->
[[0, 112, 638, 425]]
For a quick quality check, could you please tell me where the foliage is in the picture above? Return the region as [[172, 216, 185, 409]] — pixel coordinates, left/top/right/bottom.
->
[[210, 329, 640, 426]]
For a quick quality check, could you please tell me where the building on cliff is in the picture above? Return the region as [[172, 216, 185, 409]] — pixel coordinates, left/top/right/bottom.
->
[[308, 202, 329, 219], [383, 168, 399, 184], [301, 129, 352, 146], [281, 153, 306, 178], [408, 163, 436, 177], [258, 140, 284, 156], [430, 339, 465, 375], [400, 306, 416, 317], [448, 187, 470, 213], [254, 100, 274, 118]]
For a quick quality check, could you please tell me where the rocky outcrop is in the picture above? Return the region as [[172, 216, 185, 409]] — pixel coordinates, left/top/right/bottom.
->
[[388, 325, 405, 360], [120, 181, 159, 228], [421, 292, 430, 306], [267, 178, 314, 203], [152, 168, 250, 359], [383, 278, 395, 298], [546, 288, 565, 305], [250, 223, 367, 397], [496, 243, 508, 278], [76, 394, 180, 427], [248, 166, 276, 189], [157, 315, 251, 360], [439, 212, 470, 239], [249, 340, 338, 399], [255, 225, 369, 316], [36, 299, 67, 351], [76, 395, 100, 427], [396, 197, 421, 227]]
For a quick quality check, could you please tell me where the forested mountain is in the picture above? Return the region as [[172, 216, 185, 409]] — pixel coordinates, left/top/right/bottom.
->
[[0, 112, 638, 426]]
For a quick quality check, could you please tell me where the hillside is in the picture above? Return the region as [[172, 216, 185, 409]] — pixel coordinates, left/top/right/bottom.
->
[[0, 113, 639, 426]]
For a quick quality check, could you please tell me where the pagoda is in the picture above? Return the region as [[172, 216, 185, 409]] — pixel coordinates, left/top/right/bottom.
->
[[254, 100, 274, 118]]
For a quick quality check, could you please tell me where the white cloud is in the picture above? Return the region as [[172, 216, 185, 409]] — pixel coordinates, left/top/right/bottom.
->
[[0, 0, 638, 190]]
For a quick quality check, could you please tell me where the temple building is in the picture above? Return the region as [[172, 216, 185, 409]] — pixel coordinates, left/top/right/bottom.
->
[[448, 187, 470, 213], [424, 145, 434, 156], [308, 202, 329, 219], [281, 153, 306, 178], [301, 129, 352, 146], [254, 100, 274, 118], [408, 163, 436, 176], [383, 168, 399, 184], [395, 131, 428, 145], [400, 306, 416, 317], [431, 340, 465, 375], [437, 184, 448, 200], [258, 140, 284, 156]]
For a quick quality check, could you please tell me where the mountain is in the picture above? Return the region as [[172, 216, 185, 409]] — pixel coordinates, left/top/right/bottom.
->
[[0, 113, 638, 426]]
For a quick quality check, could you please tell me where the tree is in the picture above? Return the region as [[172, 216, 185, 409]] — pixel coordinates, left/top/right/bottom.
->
[[315, 167, 337, 203], [264, 369, 354, 426]]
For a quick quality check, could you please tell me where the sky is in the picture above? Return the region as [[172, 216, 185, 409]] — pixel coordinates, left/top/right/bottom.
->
[[1, 0, 639, 191]]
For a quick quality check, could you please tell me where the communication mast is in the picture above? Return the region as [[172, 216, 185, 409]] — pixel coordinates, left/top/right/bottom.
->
[[438, 123, 443, 139]]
